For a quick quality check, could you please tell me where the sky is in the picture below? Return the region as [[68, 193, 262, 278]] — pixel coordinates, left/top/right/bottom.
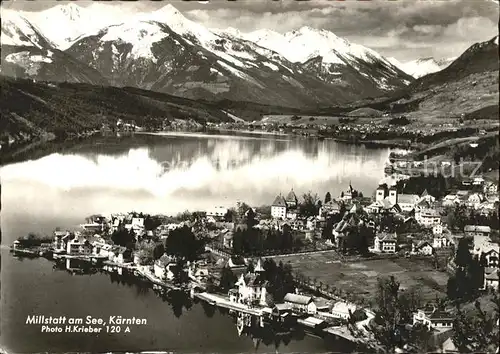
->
[[2, 0, 499, 61]]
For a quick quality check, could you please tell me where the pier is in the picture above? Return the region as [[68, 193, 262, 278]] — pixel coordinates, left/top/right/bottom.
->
[[194, 292, 267, 317]]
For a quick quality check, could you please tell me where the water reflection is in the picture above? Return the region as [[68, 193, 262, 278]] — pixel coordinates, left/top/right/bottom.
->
[[48, 258, 346, 351], [1, 134, 389, 235]]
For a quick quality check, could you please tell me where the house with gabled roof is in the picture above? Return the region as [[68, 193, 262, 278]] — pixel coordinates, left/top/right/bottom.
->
[[53, 230, 72, 253], [234, 266, 268, 306], [442, 194, 460, 207], [412, 241, 434, 256], [420, 189, 436, 203], [366, 200, 384, 214], [271, 194, 287, 219], [484, 268, 499, 290], [465, 225, 491, 238], [415, 208, 441, 227], [284, 293, 317, 314], [371, 232, 397, 253], [319, 200, 342, 216], [413, 305, 454, 330], [397, 194, 421, 212], [484, 247, 499, 269]]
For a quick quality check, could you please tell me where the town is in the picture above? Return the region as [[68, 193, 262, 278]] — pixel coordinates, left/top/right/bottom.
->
[[11, 172, 499, 353]]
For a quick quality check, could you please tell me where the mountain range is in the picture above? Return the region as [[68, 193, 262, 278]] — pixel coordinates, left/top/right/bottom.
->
[[1, 3, 414, 108], [388, 57, 456, 78]]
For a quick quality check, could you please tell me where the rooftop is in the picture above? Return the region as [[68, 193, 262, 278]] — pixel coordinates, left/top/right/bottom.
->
[[284, 293, 313, 305], [464, 225, 491, 233], [272, 194, 287, 207]]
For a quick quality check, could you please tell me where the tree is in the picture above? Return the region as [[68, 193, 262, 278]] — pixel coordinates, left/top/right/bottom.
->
[[219, 266, 237, 291], [153, 242, 165, 260], [111, 225, 135, 248], [367, 276, 432, 353], [165, 225, 204, 261], [300, 192, 320, 217], [368, 276, 401, 352], [324, 192, 332, 204], [224, 208, 236, 222], [453, 295, 500, 353], [136, 247, 154, 265], [144, 215, 162, 231]]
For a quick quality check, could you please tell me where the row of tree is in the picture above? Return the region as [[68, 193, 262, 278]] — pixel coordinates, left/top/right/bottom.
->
[[446, 204, 499, 231], [232, 226, 302, 255]]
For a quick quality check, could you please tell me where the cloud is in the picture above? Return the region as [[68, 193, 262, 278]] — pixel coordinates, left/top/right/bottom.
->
[[2, 0, 498, 62], [185, 0, 498, 61]]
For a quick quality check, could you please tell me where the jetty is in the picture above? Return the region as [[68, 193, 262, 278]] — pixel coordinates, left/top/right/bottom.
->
[[194, 292, 267, 317], [134, 267, 183, 291]]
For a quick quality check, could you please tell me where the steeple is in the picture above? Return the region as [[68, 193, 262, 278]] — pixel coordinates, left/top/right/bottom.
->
[[255, 258, 265, 272]]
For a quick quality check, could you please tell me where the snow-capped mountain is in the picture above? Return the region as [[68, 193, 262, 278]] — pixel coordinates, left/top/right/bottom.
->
[[1, 9, 53, 48], [1, 8, 107, 84], [242, 26, 413, 89], [414, 35, 499, 91], [9, 3, 132, 50], [1, 3, 413, 107], [388, 57, 456, 78]]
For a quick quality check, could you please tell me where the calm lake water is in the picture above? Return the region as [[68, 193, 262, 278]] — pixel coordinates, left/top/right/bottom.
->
[[0, 132, 389, 352]]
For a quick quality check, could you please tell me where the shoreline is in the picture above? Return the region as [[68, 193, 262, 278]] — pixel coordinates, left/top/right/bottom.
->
[[8, 246, 373, 347], [0, 129, 412, 167]]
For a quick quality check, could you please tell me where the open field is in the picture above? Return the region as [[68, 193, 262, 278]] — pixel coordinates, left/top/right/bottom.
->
[[274, 252, 449, 303]]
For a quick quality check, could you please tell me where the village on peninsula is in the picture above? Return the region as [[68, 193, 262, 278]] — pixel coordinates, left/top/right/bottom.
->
[[10, 165, 500, 353]]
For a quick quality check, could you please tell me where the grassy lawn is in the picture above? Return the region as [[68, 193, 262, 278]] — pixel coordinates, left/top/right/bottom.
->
[[274, 252, 449, 303]]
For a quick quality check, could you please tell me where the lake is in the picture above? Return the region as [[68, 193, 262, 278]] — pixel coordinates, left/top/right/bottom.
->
[[0, 132, 390, 352]]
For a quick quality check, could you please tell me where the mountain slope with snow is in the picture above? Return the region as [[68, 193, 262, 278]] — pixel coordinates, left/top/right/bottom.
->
[[2, 3, 413, 107], [243, 26, 413, 89], [361, 36, 499, 120], [0, 9, 107, 84], [388, 57, 456, 78]]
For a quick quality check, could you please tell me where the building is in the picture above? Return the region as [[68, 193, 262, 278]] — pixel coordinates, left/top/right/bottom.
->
[[484, 247, 500, 268], [92, 241, 114, 258], [206, 206, 228, 218], [420, 189, 436, 203], [412, 241, 434, 256], [366, 200, 383, 214], [188, 261, 210, 282], [467, 193, 484, 208], [319, 200, 342, 216], [433, 224, 444, 235], [433, 235, 452, 249], [484, 182, 498, 195], [397, 194, 421, 212], [271, 194, 287, 219], [371, 232, 397, 253], [375, 185, 387, 202], [153, 254, 175, 280], [442, 194, 460, 207], [271, 189, 300, 220], [109, 246, 132, 264], [66, 237, 92, 255], [285, 189, 298, 209], [484, 268, 499, 290], [53, 231, 71, 253], [413, 306, 454, 330], [283, 293, 317, 314], [330, 301, 357, 320], [234, 271, 268, 306], [388, 186, 398, 205], [415, 209, 441, 227], [465, 225, 491, 238]]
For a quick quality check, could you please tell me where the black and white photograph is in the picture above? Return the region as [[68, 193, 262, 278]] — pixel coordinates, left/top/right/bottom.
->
[[0, 0, 499, 352]]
